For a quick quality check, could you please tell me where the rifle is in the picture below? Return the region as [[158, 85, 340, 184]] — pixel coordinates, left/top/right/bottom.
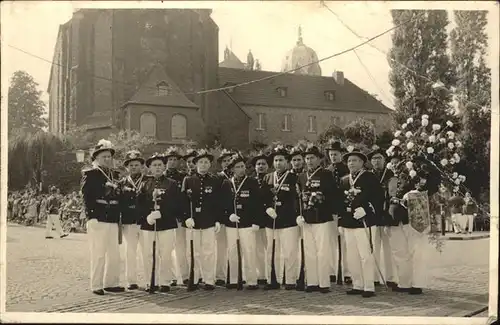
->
[[233, 200, 243, 291], [149, 188, 161, 294], [296, 184, 306, 291], [187, 190, 196, 291]]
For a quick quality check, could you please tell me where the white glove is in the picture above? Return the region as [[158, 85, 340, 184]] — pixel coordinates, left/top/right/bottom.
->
[[296, 215, 305, 226], [214, 222, 221, 233], [229, 213, 240, 223], [353, 207, 366, 220], [266, 207, 277, 219], [338, 226, 345, 237], [185, 218, 195, 229], [251, 224, 260, 231]]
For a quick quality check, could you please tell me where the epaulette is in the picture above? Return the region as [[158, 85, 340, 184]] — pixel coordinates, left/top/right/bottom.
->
[[81, 166, 98, 175]]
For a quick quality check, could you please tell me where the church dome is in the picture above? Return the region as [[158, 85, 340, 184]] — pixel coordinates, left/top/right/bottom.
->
[[281, 27, 322, 76]]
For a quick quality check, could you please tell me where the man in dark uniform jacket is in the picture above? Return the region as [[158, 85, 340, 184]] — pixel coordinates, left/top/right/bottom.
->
[[262, 145, 300, 290], [225, 153, 262, 290], [251, 151, 272, 285], [138, 152, 184, 293], [325, 139, 351, 284], [163, 146, 188, 287], [367, 146, 397, 288], [182, 149, 232, 291], [339, 147, 382, 298], [119, 150, 146, 290], [81, 139, 125, 295], [214, 148, 235, 286], [297, 145, 342, 293]]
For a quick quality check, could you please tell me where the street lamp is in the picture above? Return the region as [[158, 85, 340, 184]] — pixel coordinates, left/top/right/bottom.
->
[[76, 150, 85, 163]]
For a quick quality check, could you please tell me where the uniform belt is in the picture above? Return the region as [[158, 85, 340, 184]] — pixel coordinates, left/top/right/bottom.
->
[[96, 199, 119, 205]]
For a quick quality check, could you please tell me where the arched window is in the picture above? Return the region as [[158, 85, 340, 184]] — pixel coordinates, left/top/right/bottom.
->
[[171, 114, 187, 139], [157, 81, 172, 96], [140, 112, 157, 138]]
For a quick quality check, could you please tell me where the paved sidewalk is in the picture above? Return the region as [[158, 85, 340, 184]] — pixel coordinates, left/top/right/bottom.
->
[[6, 223, 490, 316]]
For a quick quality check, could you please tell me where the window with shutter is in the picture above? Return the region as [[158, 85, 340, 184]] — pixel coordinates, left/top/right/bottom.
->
[[171, 114, 187, 139], [282, 114, 291, 132], [256, 113, 266, 131], [140, 112, 157, 138]]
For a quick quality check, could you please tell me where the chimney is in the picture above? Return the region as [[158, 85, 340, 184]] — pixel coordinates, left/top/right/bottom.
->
[[333, 70, 344, 86]]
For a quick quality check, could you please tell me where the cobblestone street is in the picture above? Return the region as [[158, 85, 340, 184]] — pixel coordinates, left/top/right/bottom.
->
[[5, 223, 490, 317]]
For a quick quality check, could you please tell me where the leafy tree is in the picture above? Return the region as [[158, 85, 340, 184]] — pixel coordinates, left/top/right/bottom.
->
[[317, 124, 345, 148], [8, 71, 47, 135], [450, 11, 491, 203], [388, 10, 455, 127], [344, 118, 376, 146]]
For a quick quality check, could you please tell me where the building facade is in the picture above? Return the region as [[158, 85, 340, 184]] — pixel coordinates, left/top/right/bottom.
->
[[48, 10, 391, 150]]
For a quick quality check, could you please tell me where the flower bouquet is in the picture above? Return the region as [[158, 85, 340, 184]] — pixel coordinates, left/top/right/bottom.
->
[[385, 115, 466, 251], [343, 187, 362, 213], [302, 191, 325, 210]]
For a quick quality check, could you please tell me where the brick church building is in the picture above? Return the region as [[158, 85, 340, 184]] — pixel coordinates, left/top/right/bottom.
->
[[48, 9, 391, 149]]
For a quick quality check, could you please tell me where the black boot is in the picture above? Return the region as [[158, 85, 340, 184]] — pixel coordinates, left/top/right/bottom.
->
[[159, 285, 170, 293], [306, 285, 320, 293], [393, 286, 410, 293], [204, 284, 215, 291], [319, 287, 331, 294], [127, 284, 139, 290], [104, 286, 125, 293], [344, 276, 352, 284], [362, 291, 376, 298], [246, 285, 259, 290], [92, 289, 105, 295], [346, 289, 363, 295], [215, 279, 226, 286], [409, 287, 423, 295], [264, 283, 280, 290], [257, 279, 268, 286]]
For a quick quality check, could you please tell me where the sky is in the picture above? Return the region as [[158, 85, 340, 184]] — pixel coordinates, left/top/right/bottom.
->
[[1, 1, 498, 114]]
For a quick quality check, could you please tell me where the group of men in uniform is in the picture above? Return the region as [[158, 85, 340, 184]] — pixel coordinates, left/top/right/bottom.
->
[[81, 138, 438, 298]]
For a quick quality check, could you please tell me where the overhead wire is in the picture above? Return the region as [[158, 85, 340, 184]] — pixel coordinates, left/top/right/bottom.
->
[[320, 1, 490, 111], [2, 10, 424, 97]]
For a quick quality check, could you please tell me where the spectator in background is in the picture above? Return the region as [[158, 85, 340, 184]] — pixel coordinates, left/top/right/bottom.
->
[[448, 192, 465, 234], [463, 192, 478, 234]]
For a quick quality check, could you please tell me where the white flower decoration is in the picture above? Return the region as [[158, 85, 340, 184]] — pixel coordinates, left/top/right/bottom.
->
[[422, 114, 429, 120], [97, 139, 113, 148], [427, 147, 435, 154], [447, 131, 455, 139], [407, 117, 414, 124], [392, 139, 401, 146], [421, 119, 429, 126], [452, 172, 458, 179], [405, 131, 413, 138], [386, 162, 393, 170], [401, 123, 408, 129], [347, 145, 354, 153], [421, 132, 428, 138], [446, 121, 454, 127], [453, 186, 459, 193], [455, 179, 461, 185], [448, 142, 455, 149], [429, 135, 436, 143], [440, 159, 448, 166], [409, 170, 417, 178], [454, 155, 460, 163], [406, 161, 413, 170], [432, 124, 441, 131], [407, 142, 415, 150], [450, 158, 456, 165], [439, 138, 446, 144], [460, 175, 466, 181], [394, 130, 402, 137], [455, 141, 463, 148]]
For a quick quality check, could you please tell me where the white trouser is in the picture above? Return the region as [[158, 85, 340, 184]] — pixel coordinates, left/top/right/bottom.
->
[[87, 220, 120, 291], [45, 214, 63, 237], [142, 229, 176, 287], [265, 226, 299, 285], [328, 219, 339, 276], [460, 214, 469, 231], [186, 227, 216, 285], [344, 226, 376, 292], [372, 226, 396, 283], [255, 228, 267, 280], [123, 224, 141, 286], [338, 226, 350, 277], [465, 214, 474, 232], [390, 223, 428, 289], [215, 224, 227, 281], [451, 213, 463, 233], [226, 227, 257, 285], [303, 222, 331, 288], [172, 222, 188, 281]]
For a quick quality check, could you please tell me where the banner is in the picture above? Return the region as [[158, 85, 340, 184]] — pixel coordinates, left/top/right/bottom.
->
[[407, 190, 431, 233]]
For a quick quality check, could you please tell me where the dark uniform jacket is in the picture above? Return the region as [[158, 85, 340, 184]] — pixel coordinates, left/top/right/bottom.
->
[[165, 168, 187, 222], [46, 194, 63, 215], [298, 167, 340, 224], [372, 167, 394, 226], [119, 173, 144, 225], [255, 173, 273, 228], [228, 176, 263, 228], [262, 171, 300, 229], [181, 172, 232, 230], [327, 162, 349, 186], [463, 200, 478, 215], [338, 169, 382, 229], [81, 166, 121, 223], [137, 175, 183, 231]]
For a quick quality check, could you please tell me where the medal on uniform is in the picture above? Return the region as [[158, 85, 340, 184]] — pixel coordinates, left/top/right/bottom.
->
[[126, 174, 144, 192], [195, 207, 202, 213], [236, 204, 242, 209]]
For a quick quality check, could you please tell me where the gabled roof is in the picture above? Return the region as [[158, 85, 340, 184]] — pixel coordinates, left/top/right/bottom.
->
[[123, 64, 198, 109], [217, 67, 392, 114], [219, 49, 245, 69]]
